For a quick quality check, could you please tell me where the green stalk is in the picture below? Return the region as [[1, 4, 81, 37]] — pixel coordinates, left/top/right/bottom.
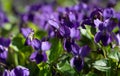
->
[[106, 60, 111, 76], [102, 47, 111, 76]]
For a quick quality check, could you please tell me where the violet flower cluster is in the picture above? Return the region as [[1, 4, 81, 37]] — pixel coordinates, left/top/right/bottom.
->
[[1, 0, 120, 75], [19, 0, 120, 72]]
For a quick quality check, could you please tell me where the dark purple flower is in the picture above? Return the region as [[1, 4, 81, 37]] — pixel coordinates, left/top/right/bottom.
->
[[94, 18, 117, 32], [81, 19, 95, 28], [90, 8, 103, 20], [3, 66, 29, 76], [30, 39, 41, 51], [63, 39, 74, 52], [2, 66, 30, 76], [29, 39, 51, 64], [71, 44, 90, 57], [70, 43, 90, 71], [59, 26, 70, 38], [103, 8, 115, 19], [0, 38, 11, 63], [24, 37, 32, 46], [30, 38, 51, 51], [94, 16, 118, 46], [71, 43, 80, 55], [94, 31, 111, 46], [10, 66, 29, 76], [80, 45, 91, 57], [70, 56, 84, 72], [14, 25, 51, 65], [0, 38, 11, 47], [30, 51, 47, 64]]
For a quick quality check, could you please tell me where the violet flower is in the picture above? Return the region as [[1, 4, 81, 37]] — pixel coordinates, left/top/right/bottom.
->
[[2, 66, 29, 76], [94, 18, 117, 46], [20, 28, 34, 46], [29, 39, 51, 64], [0, 38, 11, 63], [70, 43, 90, 71], [103, 8, 115, 20]]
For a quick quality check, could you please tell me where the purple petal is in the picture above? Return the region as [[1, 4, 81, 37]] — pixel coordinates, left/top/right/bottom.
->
[[70, 28, 80, 40], [41, 41, 51, 51], [90, 8, 103, 20], [0, 50, 8, 63], [10, 66, 29, 76], [98, 23, 106, 31], [25, 38, 32, 46], [48, 19, 59, 29], [94, 19, 102, 28], [68, 12, 76, 21], [31, 39, 41, 50], [103, 8, 115, 19], [81, 19, 95, 28], [30, 51, 47, 64], [94, 31, 102, 43], [79, 45, 90, 57], [20, 28, 34, 38], [71, 43, 80, 55], [95, 31, 111, 46], [101, 33, 111, 46], [0, 38, 11, 47], [64, 39, 74, 52], [70, 56, 84, 72], [0, 11, 9, 26], [2, 70, 10, 76], [0, 45, 8, 63], [59, 26, 70, 38]]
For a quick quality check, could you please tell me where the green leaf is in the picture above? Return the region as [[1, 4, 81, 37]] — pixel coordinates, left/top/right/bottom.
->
[[26, 62, 40, 76], [57, 0, 77, 7], [93, 59, 111, 72], [37, 62, 52, 76], [7, 48, 19, 67], [49, 38, 63, 62], [108, 47, 120, 62], [34, 30, 47, 39], [3, 23, 12, 30], [86, 71, 97, 76], [11, 34, 25, 51], [27, 22, 40, 32], [1, 0, 13, 14], [85, 25, 95, 39], [58, 61, 77, 76], [108, 51, 119, 62]]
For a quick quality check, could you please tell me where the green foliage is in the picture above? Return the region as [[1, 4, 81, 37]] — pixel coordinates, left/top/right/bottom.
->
[[93, 59, 111, 72], [49, 38, 64, 62]]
